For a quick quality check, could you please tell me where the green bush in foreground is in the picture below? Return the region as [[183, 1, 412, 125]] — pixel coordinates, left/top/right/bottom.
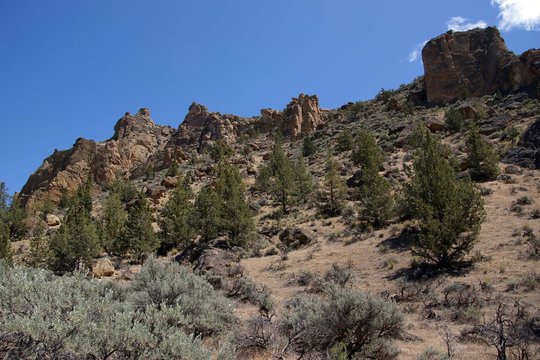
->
[[0, 258, 236, 359], [281, 286, 402, 359]]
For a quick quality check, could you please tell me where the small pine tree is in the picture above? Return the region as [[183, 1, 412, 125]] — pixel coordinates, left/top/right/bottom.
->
[[444, 107, 465, 133], [209, 140, 234, 162], [0, 221, 11, 264], [318, 155, 347, 215], [167, 159, 180, 177], [351, 129, 384, 172], [405, 128, 485, 267], [337, 129, 355, 152], [358, 174, 394, 227], [302, 136, 316, 157], [294, 157, 313, 204], [159, 178, 196, 249], [466, 124, 500, 182], [122, 195, 158, 262], [257, 140, 298, 214], [215, 163, 254, 247], [194, 185, 222, 243], [49, 179, 99, 272], [4, 199, 27, 240], [100, 192, 128, 255]]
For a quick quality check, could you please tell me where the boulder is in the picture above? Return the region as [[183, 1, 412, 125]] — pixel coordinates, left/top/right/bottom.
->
[[146, 185, 167, 202], [503, 119, 540, 169], [45, 214, 61, 227], [424, 117, 445, 132], [280, 227, 317, 249], [92, 258, 115, 278], [161, 176, 178, 188]]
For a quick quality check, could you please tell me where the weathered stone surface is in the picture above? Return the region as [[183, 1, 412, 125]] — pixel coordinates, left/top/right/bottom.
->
[[260, 94, 326, 138], [161, 176, 178, 188], [45, 214, 61, 227], [503, 119, 540, 169], [20, 108, 173, 210], [92, 258, 115, 278], [280, 227, 317, 249], [477, 114, 512, 135], [146, 185, 167, 202], [422, 27, 540, 105], [424, 117, 445, 132]]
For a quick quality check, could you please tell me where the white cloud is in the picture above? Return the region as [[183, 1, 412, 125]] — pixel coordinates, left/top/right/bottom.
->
[[491, 0, 540, 31], [408, 40, 428, 63], [447, 16, 488, 31]]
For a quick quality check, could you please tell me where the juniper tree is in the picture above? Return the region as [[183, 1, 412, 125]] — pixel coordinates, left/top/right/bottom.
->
[[351, 130, 394, 227], [294, 157, 313, 204], [122, 194, 158, 261], [337, 128, 355, 152], [358, 173, 395, 228], [257, 139, 312, 213], [215, 163, 254, 247], [405, 127, 485, 267], [194, 185, 222, 243], [167, 159, 180, 177], [49, 179, 99, 272], [466, 124, 500, 182], [351, 129, 384, 172], [210, 139, 234, 163], [302, 136, 316, 157], [100, 192, 128, 255], [318, 154, 347, 215], [159, 178, 196, 249], [0, 221, 11, 264]]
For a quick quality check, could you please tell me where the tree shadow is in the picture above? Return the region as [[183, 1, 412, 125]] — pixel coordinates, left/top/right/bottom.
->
[[378, 226, 416, 252], [388, 260, 474, 282]]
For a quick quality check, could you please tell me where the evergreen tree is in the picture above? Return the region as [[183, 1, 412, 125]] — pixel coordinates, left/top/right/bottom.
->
[[159, 178, 196, 249], [194, 185, 222, 243], [404, 128, 485, 267], [215, 163, 254, 247], [49, 178, 99, 273], [351, 129, 384, 173], [337, 128, 355, 152], [167, 159, 180, 177], [358, 174, 394, 227], [256, 140, 311, 213], [466, 124, 500, 181], [109, 179, 138, 203], [0, 221, 11, 264], [122, 195, 158, 262], [5, 200, 27, 240], [0, 182, 9, 214], [318, 154, 347, 215], [209, 139, 234, 163], [302, 136, 316, 157], [294, 157, 313, 204], [100, 192, 128, 255]]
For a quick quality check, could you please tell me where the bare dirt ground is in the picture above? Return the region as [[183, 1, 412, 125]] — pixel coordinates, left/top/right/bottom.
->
[[240, 165, 540, 359]]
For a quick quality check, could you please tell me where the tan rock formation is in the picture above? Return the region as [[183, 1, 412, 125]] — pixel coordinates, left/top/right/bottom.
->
[[422, 27, 539, 105]]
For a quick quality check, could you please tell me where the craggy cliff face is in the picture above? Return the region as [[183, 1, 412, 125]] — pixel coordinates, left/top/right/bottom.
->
[[19, 96, 326, 210], [422, 27, 539, 105]]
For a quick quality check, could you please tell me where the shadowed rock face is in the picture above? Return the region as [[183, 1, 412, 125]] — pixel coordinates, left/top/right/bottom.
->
[[422, 27, 539, 105]]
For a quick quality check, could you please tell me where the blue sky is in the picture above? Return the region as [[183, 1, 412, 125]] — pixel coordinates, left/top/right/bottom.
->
[[1, 0, 539, 194]]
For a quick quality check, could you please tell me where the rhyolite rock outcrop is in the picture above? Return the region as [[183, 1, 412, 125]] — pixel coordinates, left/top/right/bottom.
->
[[422, 27, 540, 105], [19, 109, 173, 210], [19, 95, 325, 209]]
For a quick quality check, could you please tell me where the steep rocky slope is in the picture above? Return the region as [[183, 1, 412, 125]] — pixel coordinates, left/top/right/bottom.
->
[[11, 26, 540, 359]]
